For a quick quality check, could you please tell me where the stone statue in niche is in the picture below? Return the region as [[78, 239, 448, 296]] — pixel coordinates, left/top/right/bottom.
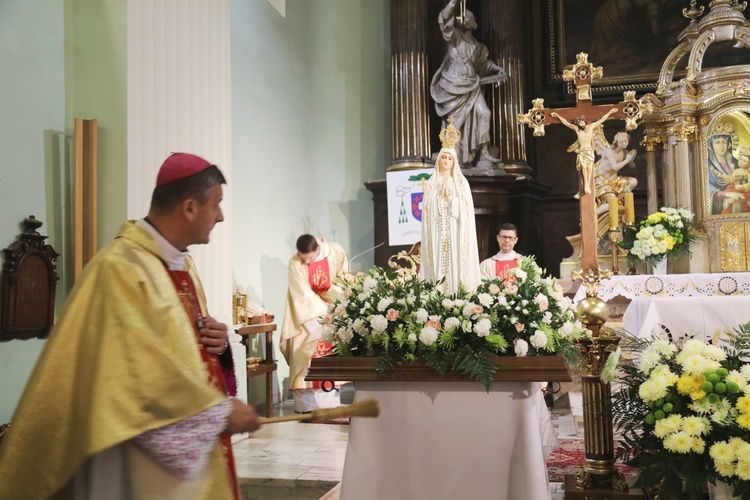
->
[[430, 0, 507, 170], [1, 216, 59, 341], [594, 130, 638, 217]]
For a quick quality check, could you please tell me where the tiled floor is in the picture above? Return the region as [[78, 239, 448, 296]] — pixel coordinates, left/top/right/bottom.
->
[[234, 389, 582, 500]]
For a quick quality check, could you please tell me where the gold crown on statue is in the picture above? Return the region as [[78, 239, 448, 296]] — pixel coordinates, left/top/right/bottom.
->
[[713, 122, 735, 135], [439, 116, 461, 149]]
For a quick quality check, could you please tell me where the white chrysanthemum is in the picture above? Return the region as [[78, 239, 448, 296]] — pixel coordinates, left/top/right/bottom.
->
[[677, 353, 712, 376], [654, 415, 681, 438], [663, 432, 692, 454], [691, 437, 705, 454], [473, 318, 492, 337], [737, 459, 750, 481], [477, 293, 493, 307], [362, 276, 377, 293], [419, 325, 438, 346], [710, 441, 736, 464], [415, 308, 428, 324], [639, 378, 669, 403], [652, 364, 679, 388], [370, 315, 388, 332], [530, 330, 548, 349], [714, 460, 736, 478], [730, 438, 750, 457], [681, 416, 707, 436], [514, 339, 529, 356], [740, 365, 750, 381], [726, 370, 747, 391], [377, 297, 393, 312]]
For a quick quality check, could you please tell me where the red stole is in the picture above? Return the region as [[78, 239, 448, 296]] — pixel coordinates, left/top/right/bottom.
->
[[307, 258, 332, 295], [167, 270, 239, 500], [495, 259, 518, 283], [306, 259, 333, 389]]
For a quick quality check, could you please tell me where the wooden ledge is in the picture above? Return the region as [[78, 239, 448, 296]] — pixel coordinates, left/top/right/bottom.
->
[[306, 355, 572, 383]]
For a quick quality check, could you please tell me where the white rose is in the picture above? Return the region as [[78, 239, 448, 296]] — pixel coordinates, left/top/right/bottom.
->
[[488, 283, 501, 295], [473, 318, 492, 337], [477, 293, 493, 307], [337, 328, 353, 344], [363, 276, 378, 293], [321, 326, 334, 343], [377, 297, 393, 312], [442, 298, 455, 309], [416, 308, 429, 324], [370, 315, 388, 332], [419, 325, 438, 346], [514, 339, 529, 356], [444, 317, 460, 332], [534, 294, 549, 312], [530, 330, 548, 349], [559, 322, 574, 337]]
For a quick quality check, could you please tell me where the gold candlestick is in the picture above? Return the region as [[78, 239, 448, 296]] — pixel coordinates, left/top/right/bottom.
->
[[608, 226, 621, 275]]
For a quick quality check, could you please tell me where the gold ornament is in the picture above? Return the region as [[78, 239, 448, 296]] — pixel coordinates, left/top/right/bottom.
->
[[576, 296, 609, 326], [439, 116, 461, 149]]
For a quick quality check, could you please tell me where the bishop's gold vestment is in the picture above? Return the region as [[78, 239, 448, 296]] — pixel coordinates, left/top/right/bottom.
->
[[0, 221, 234, 499]]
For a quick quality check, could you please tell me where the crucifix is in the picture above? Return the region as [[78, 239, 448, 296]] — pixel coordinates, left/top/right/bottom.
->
[[518, 52, 649, 281], [518, 53, 652, 496]]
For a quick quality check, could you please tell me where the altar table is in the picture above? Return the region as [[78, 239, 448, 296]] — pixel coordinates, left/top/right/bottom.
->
[[339, 381, 555, 500], [622, 296, 750, 343], [572, 272, 750, 304]]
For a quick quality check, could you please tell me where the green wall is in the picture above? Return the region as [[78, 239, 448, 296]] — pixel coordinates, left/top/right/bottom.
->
[[230, 0, 390, 400], [0, 0, 127, 423]]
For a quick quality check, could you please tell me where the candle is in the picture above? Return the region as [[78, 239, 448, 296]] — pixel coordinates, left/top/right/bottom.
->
[[624, 192, 635, 224], [608, 196, 619, 229]]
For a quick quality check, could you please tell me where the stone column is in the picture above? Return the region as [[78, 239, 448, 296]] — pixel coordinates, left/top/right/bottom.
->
[[390, 0, 431, 170], [673, 117, 698, 210], [641, 130, 667, 215], [481, 0, 531, 175]]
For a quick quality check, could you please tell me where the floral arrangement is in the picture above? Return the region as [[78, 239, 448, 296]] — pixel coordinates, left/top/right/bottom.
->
[[619, 207, 698, 267], [321, 256, 588, 389], [611, 323, 750, 499]]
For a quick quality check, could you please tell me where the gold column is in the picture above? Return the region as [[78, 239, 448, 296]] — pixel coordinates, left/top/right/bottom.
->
[[481, 0, 531, 175], [641, 130, 667, 214], [672, 117, 698, 210], [390, 0, 431, 171]]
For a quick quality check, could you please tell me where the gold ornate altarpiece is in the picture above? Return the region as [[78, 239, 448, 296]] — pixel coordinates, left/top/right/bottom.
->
[[639, 0, 750, 272]]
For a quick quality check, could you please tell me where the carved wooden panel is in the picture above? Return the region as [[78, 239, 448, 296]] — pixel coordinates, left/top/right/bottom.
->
[[1, 216, 60, 341], [720, 222, 750, 272]]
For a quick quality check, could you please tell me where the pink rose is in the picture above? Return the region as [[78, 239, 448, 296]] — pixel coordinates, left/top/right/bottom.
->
[[514, 323, 524, 332], [426, 320, 442, 331], [386, 308, 400, 321]]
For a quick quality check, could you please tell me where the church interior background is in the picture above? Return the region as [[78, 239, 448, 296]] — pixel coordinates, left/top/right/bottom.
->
[[3, 0, 750, 497]]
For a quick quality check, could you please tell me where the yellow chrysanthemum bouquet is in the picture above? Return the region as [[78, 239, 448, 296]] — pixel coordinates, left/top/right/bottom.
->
[[611, 323, 750, 499]]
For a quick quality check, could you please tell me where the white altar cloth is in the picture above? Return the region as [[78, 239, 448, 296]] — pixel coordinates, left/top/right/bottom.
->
[[622, 296, 750, 343], [572, 273, 750, 304], [340, 381, 555, 500]]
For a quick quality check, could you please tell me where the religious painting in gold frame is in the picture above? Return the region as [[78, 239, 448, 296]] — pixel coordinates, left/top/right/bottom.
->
[[545, 0, 688, 96], [702, 108, 750, 220]]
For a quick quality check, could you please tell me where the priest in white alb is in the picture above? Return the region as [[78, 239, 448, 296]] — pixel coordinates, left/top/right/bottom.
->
[[280, 234, 349, 412]]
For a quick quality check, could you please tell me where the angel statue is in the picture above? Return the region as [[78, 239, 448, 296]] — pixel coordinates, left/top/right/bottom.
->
[[593, 130, 638, 215], [550, 109, 618, 195]]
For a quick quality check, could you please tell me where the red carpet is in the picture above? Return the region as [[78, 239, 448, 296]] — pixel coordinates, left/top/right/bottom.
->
[[546, 438, 638, 483]]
